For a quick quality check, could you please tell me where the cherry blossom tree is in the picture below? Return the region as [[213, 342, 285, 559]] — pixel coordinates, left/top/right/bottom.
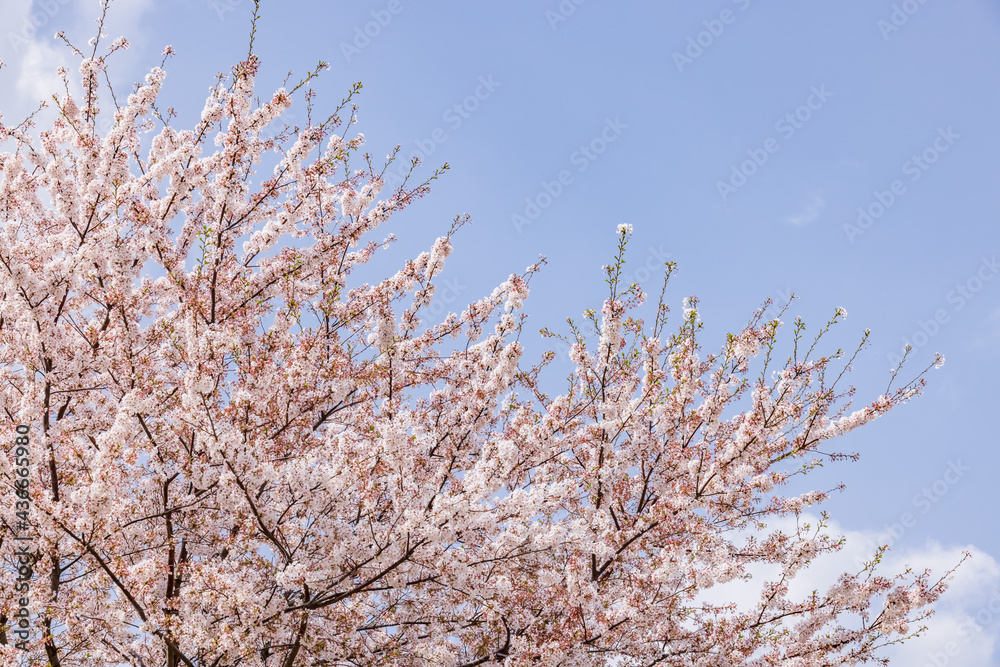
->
[[0, 5, 961, 666]]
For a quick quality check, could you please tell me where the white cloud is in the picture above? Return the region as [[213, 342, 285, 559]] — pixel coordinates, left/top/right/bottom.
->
[[970, 308, 1000, 352], [785, 192, 825, 226], [0, 0, 155, 127], [876, 541, 1000, 666], [696, 515, 1000, 665], [15, 38, 69, 104]]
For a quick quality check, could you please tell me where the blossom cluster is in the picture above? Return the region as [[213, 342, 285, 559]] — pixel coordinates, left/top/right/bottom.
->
[[0, 22, 956, 667]]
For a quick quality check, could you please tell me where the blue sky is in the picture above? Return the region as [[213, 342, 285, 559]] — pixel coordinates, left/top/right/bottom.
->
[[1, 0, 998, 662]]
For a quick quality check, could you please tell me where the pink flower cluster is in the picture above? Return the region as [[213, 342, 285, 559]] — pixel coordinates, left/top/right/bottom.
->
[[0, 27, 957, 667]]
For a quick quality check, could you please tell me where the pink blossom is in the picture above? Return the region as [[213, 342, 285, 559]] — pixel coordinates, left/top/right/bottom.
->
[[0, 21, 959, 667]]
